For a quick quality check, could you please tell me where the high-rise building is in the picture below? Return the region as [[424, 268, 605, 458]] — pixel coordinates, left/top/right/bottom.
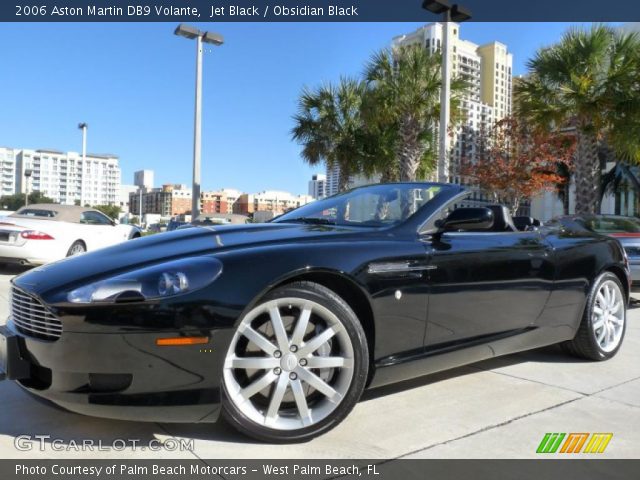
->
[[15, 148, 120, 206], [325, 165, 342, 197], [393, 23, 513, 182], [134, 169, 154, 190], [308, 173, 327, 199], [0, 147, 18, 197]]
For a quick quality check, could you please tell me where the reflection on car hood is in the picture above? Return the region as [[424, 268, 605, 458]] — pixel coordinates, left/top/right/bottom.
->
[[13, 223, 367, 295]]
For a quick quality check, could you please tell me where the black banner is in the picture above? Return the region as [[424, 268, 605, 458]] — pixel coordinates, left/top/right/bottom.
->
[[3, 460, 640, 480], [3, 0, 640, 22]]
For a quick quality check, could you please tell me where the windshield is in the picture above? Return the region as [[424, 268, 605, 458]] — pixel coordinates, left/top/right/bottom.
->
[[274, 183, 445, 228], [580, 216, 640, 234]]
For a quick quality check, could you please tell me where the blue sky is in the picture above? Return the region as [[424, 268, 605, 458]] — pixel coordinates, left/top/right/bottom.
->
[[0, 22, 602, 194]]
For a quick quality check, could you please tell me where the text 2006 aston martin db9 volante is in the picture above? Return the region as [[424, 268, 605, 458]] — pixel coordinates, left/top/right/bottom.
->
[[0, 183, 630, 442]]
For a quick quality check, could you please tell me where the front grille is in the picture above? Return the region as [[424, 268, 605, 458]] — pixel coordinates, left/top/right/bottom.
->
[[10, 287, 62, 341], [624, 246, 640, 257]]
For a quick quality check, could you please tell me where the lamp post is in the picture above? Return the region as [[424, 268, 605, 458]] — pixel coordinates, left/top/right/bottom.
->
[[78, 123, 88, 205], [422, 1, 471, 184], [174, 24, 224, 220], [24, 169, 33, 207]]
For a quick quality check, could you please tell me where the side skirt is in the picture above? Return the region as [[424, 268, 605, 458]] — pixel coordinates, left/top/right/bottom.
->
[[368, 326, 574, 389]]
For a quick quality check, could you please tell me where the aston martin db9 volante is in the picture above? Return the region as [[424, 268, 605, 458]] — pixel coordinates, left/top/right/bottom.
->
[[0, 183, 629, 442]]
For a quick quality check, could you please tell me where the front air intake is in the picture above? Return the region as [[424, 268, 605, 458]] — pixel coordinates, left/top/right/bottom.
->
[[10, 287, 62, 341]]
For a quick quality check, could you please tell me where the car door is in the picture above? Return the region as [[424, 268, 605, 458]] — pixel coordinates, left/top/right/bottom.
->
[[423, 229, 555, 348], [79, 211, 119, 250]]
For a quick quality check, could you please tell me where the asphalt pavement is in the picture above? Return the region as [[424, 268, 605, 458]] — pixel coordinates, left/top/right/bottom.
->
[[0, 264, 638, 459]]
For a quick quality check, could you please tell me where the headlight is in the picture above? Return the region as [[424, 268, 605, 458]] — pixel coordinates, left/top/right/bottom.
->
[[67, 257, 223, 304]]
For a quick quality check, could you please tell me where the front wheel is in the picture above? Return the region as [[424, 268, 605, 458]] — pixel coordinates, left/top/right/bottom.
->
[[221, 281, 369, 442], [562, 272, 627, 361]]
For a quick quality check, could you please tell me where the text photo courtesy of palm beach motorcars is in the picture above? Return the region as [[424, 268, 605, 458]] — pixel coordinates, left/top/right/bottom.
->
[[1, 2, 640, 466]]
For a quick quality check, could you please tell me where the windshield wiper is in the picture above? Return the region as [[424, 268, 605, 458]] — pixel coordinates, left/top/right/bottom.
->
[[283, 217, 337, 225]]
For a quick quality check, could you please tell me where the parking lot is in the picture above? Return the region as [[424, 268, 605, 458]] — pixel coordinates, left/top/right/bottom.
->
[[0, 264, 639, 460]]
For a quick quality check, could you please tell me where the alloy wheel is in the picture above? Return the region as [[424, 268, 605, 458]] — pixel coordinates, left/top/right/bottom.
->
[[223, 297, 355, 430], [592, 279, 625, 353]]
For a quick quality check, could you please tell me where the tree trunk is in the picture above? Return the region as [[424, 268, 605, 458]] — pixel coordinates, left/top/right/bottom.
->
[[380, 163, 398, 183], [574, 129, 600, 215], [337, 163, 352, 192], [510, 196, 520, 216], [562, 183, 570, 215], [397, 116, 424, 182]]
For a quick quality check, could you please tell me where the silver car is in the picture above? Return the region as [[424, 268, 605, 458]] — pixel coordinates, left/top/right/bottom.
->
[[566, 215, 640, 288]]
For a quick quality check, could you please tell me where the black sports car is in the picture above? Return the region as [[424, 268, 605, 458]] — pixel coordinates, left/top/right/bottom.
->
[[0, 183, 630, 442]]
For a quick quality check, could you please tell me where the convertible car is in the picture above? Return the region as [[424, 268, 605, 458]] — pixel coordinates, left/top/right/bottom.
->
[[0, 183, 629, 442]]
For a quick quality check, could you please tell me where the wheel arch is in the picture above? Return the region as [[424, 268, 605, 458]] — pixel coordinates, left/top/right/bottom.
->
[[267, 269, 377, 385], [68, 238, 87, 252], [601, 264, 629, 302]]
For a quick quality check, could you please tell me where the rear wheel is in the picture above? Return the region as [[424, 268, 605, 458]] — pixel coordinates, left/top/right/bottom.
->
[[563, 272, 626, 361], [66, 240, 86, 257], [221, 281, 368, 442]]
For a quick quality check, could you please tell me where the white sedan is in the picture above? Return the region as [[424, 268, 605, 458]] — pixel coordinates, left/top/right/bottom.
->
[[0, 204, 141, 266]]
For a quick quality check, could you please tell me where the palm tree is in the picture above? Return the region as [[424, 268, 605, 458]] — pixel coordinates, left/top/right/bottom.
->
[[364, 43, 467, 182], [516, 25, 640, 215], [291, 78, 368, 192]]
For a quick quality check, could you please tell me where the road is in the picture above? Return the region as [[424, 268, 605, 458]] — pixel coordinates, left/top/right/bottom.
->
[[0, 264, 638, 459]]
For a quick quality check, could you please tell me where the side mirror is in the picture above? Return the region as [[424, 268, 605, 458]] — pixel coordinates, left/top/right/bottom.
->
[[440, 207, 494, 232], [111, 218, 119, 226]]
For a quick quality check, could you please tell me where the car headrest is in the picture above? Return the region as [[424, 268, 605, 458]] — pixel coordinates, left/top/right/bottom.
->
[[513, 216, 534, 231], [486, 205, 517, 232]]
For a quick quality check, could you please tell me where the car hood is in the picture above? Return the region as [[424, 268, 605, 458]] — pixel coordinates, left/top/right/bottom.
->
[[13, 222, 372, 295]]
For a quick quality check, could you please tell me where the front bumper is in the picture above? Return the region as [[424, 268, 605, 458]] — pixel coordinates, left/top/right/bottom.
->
[[1, 320, 234, 423]]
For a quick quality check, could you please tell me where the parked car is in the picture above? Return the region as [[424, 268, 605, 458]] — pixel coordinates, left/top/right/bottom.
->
[[0, 183, 629, 442], [166, 219, 188, 231], [556, 214, 640, 289], [0, 204, 141, 266]]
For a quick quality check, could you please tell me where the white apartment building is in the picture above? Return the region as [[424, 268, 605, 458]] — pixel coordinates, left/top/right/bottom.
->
[[134, 169, 154, 189], [118, 184, 139, 215], [325, 165, 341, 197], [308, 173, 327, 199], [15, 148, 121, 206], [393, 22, 513, 182], [0, 147, 18, 197]]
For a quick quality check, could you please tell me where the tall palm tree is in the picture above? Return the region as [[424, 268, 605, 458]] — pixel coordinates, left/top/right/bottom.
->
[[516, 25, 640, 215], [291, 78, 368, 192], [364, 43, 467, 182]]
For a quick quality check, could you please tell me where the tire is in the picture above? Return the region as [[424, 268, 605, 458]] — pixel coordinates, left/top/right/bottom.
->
[[562, 271, 627, 361], [66, 240, 86, 257], [221, 281, 369, 443]]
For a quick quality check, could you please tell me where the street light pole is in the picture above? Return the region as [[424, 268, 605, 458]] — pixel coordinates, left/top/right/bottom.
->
[[192, 33, 203, 221], [174, 24, 224, 221], [422, 1, 471, 184], [24, 169, 32, 207], [78, 123, 88, 205]]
